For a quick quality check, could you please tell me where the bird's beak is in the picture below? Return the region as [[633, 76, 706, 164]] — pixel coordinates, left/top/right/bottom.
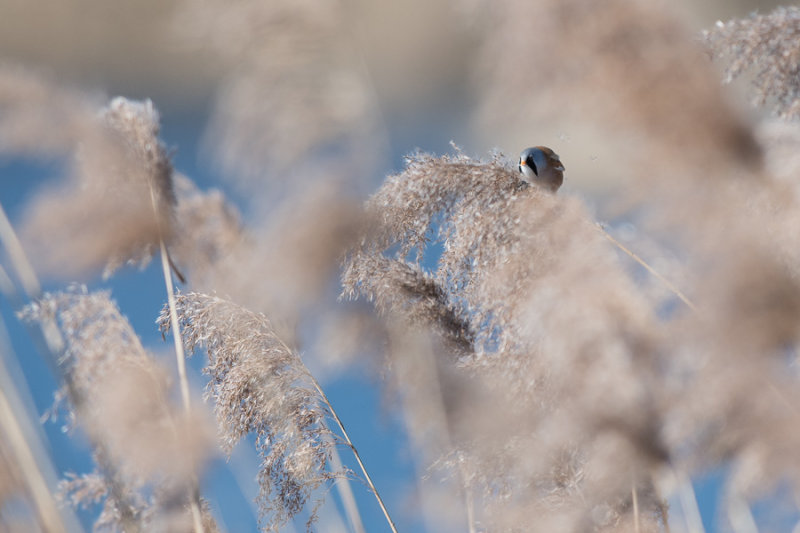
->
[[519, 160, 527, 167]]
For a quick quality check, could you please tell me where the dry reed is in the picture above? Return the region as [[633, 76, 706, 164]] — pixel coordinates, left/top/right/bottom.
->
[[2, 0, 800, 531]]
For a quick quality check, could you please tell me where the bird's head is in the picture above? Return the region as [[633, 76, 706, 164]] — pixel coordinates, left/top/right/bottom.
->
[[518, 146, 565, 192]]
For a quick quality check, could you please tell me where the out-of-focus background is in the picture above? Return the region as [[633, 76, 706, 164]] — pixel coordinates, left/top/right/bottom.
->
[[0, 0, 789, 531], [0, 0, 784, 190]]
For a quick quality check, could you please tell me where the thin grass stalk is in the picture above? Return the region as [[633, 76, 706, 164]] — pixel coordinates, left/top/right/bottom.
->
[[459, 455, 476, 533], [157, 240, 205, 533], [148, 176, 205, 533], [0, 202, 142, 532], [727, 495, 759, 533], [0, 201, 41, 298], [0, 353, 70, 533], [259, 325, 397, 532], [158, 241, 192, 412], [307, 374, 399, 533], [632, 481, 640, 533], [0, 203, 63, 358], [327, 435, 366, 533], [675, 469, 706, 533], [0, 265, 20, 308], [595, 223, 698, 312]]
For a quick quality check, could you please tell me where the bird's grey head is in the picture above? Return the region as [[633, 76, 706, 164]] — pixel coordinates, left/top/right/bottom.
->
[[518, 146, 565, 192]]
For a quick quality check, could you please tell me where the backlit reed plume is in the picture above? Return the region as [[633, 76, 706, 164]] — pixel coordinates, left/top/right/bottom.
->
[[344, 149, 666, 531], [21, 286, 215, 533], [0, 69, 178, 280], [704, 6, 800, 120], [158, 292, 344, 532], [465, 0, 800, 530]]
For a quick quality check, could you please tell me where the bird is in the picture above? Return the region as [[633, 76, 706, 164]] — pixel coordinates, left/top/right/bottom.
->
[[518, 146, 565, 192]]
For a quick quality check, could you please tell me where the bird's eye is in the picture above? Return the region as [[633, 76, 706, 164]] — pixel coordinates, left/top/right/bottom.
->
[[526, 155, 539, 176]]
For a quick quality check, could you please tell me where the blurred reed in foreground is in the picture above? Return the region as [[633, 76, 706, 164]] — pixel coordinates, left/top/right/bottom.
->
[[2, 1, 800, 532]]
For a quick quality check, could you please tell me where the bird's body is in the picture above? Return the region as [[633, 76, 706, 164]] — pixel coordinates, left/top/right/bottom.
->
[[518, 146, 565, 192]]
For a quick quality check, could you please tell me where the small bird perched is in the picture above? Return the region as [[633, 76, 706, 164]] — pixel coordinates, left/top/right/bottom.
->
[[518, 146, 565, 192]]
